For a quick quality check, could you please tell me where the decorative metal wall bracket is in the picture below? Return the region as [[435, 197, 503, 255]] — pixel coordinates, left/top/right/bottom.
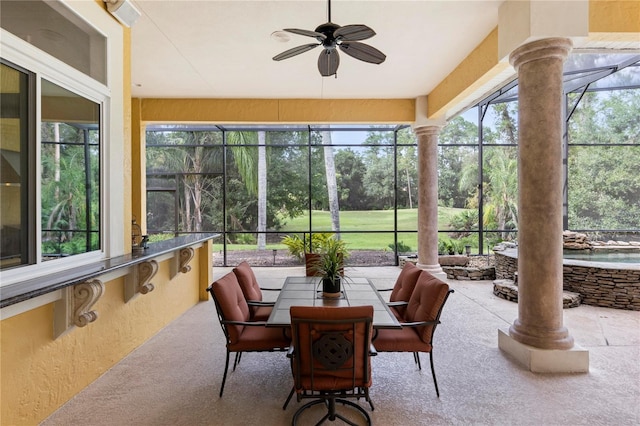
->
[[54, 279, 105, 339], [124, 260, 159, 302], [170, 247, 194, 278]]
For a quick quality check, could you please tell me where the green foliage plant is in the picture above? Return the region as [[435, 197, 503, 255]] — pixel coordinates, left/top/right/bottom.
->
[[310, 236, 349, 284], [388, 240, 411, 253], [281, 232, 336, 262]]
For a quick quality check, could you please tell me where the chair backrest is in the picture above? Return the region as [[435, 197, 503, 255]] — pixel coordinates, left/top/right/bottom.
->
[[233, 261, 263, 302], [208, 272, 251, 344], [389, 262, 423, 303], [405, 272, 452, 345], [290, 306, 374, 392]]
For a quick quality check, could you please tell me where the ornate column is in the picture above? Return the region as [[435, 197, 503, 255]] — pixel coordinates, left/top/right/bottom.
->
[[414, 125, 445, 279], [509, 38, 574, 350]]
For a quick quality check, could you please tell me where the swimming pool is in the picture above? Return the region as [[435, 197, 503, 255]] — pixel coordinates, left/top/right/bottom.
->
[[563, 251, 640, 264]]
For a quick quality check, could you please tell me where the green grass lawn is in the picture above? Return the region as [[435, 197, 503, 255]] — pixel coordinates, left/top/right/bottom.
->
[[215, 207, 467, 252]]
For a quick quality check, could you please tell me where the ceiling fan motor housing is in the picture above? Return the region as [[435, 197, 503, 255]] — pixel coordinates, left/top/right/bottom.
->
[[316, 22, 340, 49]]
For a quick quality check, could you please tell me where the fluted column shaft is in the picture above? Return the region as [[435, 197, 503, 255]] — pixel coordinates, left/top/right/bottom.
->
[[414, 126, 444, 276], [509, 38, 574, 350]]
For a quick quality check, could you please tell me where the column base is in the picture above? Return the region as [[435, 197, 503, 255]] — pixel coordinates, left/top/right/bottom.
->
[[498, 329, 589, 373], [416, 263, 447, 280]]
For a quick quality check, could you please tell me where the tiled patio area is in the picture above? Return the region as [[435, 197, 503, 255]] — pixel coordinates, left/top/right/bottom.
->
[[42, 266, 640, 425]]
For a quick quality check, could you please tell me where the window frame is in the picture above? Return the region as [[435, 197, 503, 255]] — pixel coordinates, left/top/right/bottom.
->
[[0, 0, 122, 286]]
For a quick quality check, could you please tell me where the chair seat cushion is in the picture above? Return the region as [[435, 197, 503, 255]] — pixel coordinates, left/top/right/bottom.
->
[[373, 327, 432, 353], [250, 305, 273, 322], [228, 326, 290, 352]]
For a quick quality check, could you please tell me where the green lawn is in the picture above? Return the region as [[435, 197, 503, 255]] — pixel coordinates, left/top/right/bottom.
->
[[215, 207, 466, 252]]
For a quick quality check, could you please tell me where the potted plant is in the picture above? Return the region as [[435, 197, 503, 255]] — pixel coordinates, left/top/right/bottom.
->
[[309, 236, 348, 298], [282, 233, 344, 276]]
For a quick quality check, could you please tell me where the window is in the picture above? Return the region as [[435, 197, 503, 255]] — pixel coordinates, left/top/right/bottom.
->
[[1, 0, 108, 275], [0, 63, 102, 271], [40, 79, 100, 261], [0, 62, 31, 269]]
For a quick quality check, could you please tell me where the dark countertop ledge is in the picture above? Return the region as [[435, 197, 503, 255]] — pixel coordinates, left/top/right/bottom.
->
[[0, 233, 219, 309]]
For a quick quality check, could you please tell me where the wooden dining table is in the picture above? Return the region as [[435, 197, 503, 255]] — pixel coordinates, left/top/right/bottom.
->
[[266, 276, 401, 329]]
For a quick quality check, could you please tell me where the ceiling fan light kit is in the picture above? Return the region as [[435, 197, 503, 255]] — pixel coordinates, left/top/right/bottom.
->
[[272, 0, 386, 77]]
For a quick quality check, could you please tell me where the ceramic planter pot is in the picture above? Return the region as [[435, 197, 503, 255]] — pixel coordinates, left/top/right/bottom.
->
[[322, 277, 341, 298]]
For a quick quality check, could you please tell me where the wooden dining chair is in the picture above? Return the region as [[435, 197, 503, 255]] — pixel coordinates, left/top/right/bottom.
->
[[207, 271, 290, 397], [373, 272, 453, 397], [232, 261, 280, 321], [284, 305, 376, 426]]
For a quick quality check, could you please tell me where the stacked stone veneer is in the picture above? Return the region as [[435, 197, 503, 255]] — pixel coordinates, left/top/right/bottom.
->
[[493, 279, 582, 308], [444, 266, 495, 281], [495, 250, 640, 311]]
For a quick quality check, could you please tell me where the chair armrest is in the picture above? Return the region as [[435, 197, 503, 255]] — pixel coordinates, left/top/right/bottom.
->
[[377, 288, 393, 292], [399, 320, 441, 328], [286, 346, 295, 359], [247, 300, 276, 307], [386, 301, 408, 308], [222, 319, 269, 326], [260, 288, 281, 292]]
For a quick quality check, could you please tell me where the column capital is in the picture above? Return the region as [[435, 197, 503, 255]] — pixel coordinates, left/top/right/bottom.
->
[[413, 124, 443, 137], [509, 37, 572, 70]]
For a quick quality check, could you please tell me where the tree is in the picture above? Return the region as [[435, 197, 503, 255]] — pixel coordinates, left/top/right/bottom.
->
[[438, 116, 478, 208], [322, 130, 340, 235], [334, 148, 371, 210], [567, 89, 640, 231], [257, 132, 267, 249]]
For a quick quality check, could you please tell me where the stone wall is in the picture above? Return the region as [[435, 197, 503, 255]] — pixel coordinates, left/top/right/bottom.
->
[[495, 252, 517, 280], [563, 263, 640, 310], [443, 266, 495, 281], [494, 249, 640, 311]]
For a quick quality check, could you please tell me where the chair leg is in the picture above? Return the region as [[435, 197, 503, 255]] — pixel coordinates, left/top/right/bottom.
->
[[365, 388, 375, 411], [414, 352, 422, 370], [219, 350, 231, 398], [233, 352, 242, 371], [429, 351, 440, 398], [283, 387, 295, 410], [291, 398, 371, 426]]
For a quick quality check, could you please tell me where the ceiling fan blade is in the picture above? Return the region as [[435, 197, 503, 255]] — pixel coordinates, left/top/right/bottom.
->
[[318, 49, 340, 77], [283, 28, 327, 40], [273, 43, 320, 61], [334, 24, 376, 41], [339, 42, 386, 64]]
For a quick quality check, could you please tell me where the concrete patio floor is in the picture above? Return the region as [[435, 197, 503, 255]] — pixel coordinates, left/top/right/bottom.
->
[[42, 266, 640, 425]]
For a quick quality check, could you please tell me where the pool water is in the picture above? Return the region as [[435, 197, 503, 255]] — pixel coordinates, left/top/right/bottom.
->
[[563, 251, 640, 264]]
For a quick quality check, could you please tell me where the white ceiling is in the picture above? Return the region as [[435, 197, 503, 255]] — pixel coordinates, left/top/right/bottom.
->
[[130, 0, 503, 100]]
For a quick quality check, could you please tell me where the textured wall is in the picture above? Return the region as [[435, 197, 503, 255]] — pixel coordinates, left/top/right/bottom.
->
[[0, 249, 205, 425]]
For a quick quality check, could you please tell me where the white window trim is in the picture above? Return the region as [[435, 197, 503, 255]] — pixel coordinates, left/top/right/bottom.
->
[[0, 0, 125, 286]]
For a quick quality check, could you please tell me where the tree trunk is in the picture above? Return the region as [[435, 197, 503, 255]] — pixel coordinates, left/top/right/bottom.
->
[[257, 132, 267, 249], [322, 130, 340, 237]]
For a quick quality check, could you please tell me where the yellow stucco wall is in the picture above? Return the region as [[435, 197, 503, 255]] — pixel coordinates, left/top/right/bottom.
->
[[590, 0, 640, 33], [427, 27, 508, 119], [139, 98, 415, 124], [0, 247, 206, 425]]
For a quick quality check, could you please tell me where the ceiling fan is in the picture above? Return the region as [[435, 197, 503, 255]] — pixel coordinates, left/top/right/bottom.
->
[[272, 0, 386, 77]]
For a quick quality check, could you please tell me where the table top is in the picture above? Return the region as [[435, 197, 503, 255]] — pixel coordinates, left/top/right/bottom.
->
[[266, 276, 401, 329]]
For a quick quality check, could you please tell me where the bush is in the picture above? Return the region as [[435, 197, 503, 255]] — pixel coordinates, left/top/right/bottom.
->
[[388, 240, 411, 253], [281, 232, 335, 261]]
